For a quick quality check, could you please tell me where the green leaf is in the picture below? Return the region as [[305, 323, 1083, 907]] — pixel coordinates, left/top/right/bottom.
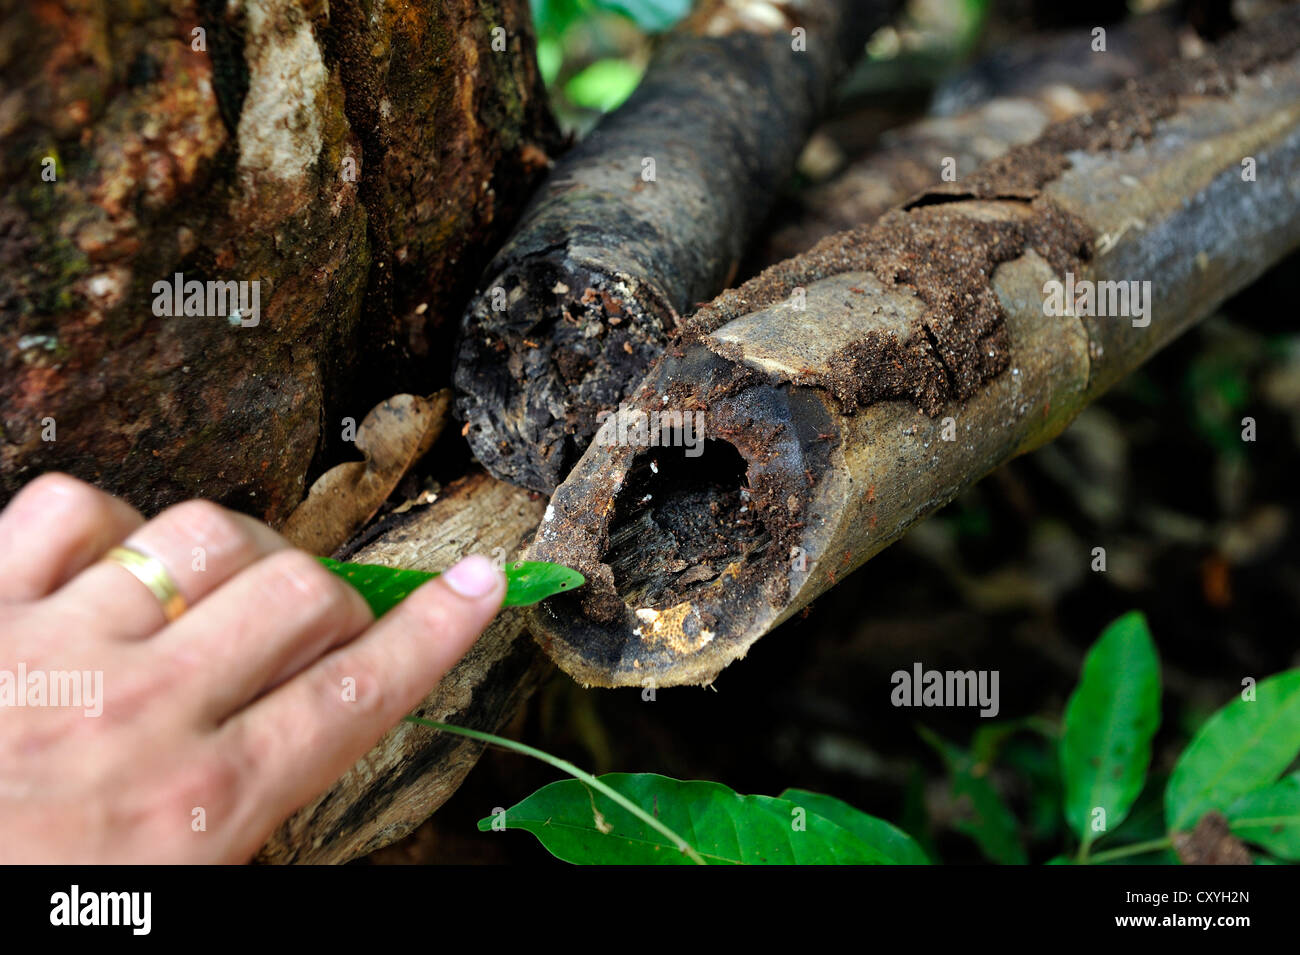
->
[[536, 36, 562, 87], [563, 58, 643, 112], [1165, 669, 1300, 833], [999, 731, 1065, 843], [1226, 773, 1300, 860], [530, 0, 588, 38], [949, 768, 1027, 866], [319, 557, 584, 616], [591, 0, 691, 32], [1060, 611, 1161, 851], [499, 561, 586, 606], [779, 789, 930, 864], [480, 773, 920, 864], [920, 727, 1027, 865]]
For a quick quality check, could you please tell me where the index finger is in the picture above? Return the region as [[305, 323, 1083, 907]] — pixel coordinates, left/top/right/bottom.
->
[[215, 555, 505, 836]]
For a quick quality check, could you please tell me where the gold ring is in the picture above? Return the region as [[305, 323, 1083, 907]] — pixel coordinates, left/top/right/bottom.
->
[[104, 546, 187, 622]]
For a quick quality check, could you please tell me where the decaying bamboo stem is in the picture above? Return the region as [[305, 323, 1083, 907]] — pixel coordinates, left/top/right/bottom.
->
[[257, 471, 547, 864], [527, 10, 1300, 688], [757, 14, 1185, 266], [455, 0, 897, 494]]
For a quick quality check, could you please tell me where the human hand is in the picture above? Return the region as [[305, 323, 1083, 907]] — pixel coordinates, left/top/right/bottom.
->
[[0, 473, 504, 863]]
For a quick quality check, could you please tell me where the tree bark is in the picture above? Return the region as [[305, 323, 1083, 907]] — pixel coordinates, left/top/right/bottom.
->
[[0, 0, 556, 524], [527, 8, 1300, 687]]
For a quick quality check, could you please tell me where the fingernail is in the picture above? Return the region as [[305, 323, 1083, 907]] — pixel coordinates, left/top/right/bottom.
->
[[442, 554, 502, 599]]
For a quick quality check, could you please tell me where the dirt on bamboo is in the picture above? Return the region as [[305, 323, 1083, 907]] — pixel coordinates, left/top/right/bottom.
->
[[755, 12, 1185, 267]]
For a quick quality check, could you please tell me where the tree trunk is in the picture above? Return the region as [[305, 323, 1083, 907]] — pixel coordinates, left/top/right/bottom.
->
[[0, 0, 557, 524]]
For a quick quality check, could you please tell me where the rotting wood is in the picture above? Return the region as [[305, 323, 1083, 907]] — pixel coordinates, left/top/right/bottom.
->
[[526, 9, 1300, 688], [454, 0, 899, 495], [257, 470, 548, 864]]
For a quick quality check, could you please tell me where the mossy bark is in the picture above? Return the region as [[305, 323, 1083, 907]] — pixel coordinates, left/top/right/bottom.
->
[[0, 0, 557, 523]]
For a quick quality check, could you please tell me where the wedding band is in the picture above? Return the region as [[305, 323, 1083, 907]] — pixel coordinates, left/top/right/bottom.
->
[[104, 546, 187, 621]]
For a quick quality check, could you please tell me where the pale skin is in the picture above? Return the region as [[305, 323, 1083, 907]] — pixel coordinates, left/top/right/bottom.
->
[[0, 472, 504, 863]]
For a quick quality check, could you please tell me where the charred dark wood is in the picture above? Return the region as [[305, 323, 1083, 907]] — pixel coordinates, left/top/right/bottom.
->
[[455, 0, 898, 494]]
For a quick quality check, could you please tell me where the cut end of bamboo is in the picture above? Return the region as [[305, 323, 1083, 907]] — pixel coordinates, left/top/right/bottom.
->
[[527, 343, 835, 687], [454, 252, 675, 494]]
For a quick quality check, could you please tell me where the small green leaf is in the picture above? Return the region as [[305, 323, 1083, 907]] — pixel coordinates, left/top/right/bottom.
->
[[500, 560, 587, 607], [1226, 773, 1300, 860], [480, 773, 919, 864], [531, 0, 588, 37], [563, 59, 643, 112], [319, 557, 584, 616], [591, 0, 691, 32], [536, 36, 562, 87], [1165, 669, 1300, 833], [779, 788, 929, 864], [1060, 611, 1161, 851], [920, 727, 1027, 865]]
